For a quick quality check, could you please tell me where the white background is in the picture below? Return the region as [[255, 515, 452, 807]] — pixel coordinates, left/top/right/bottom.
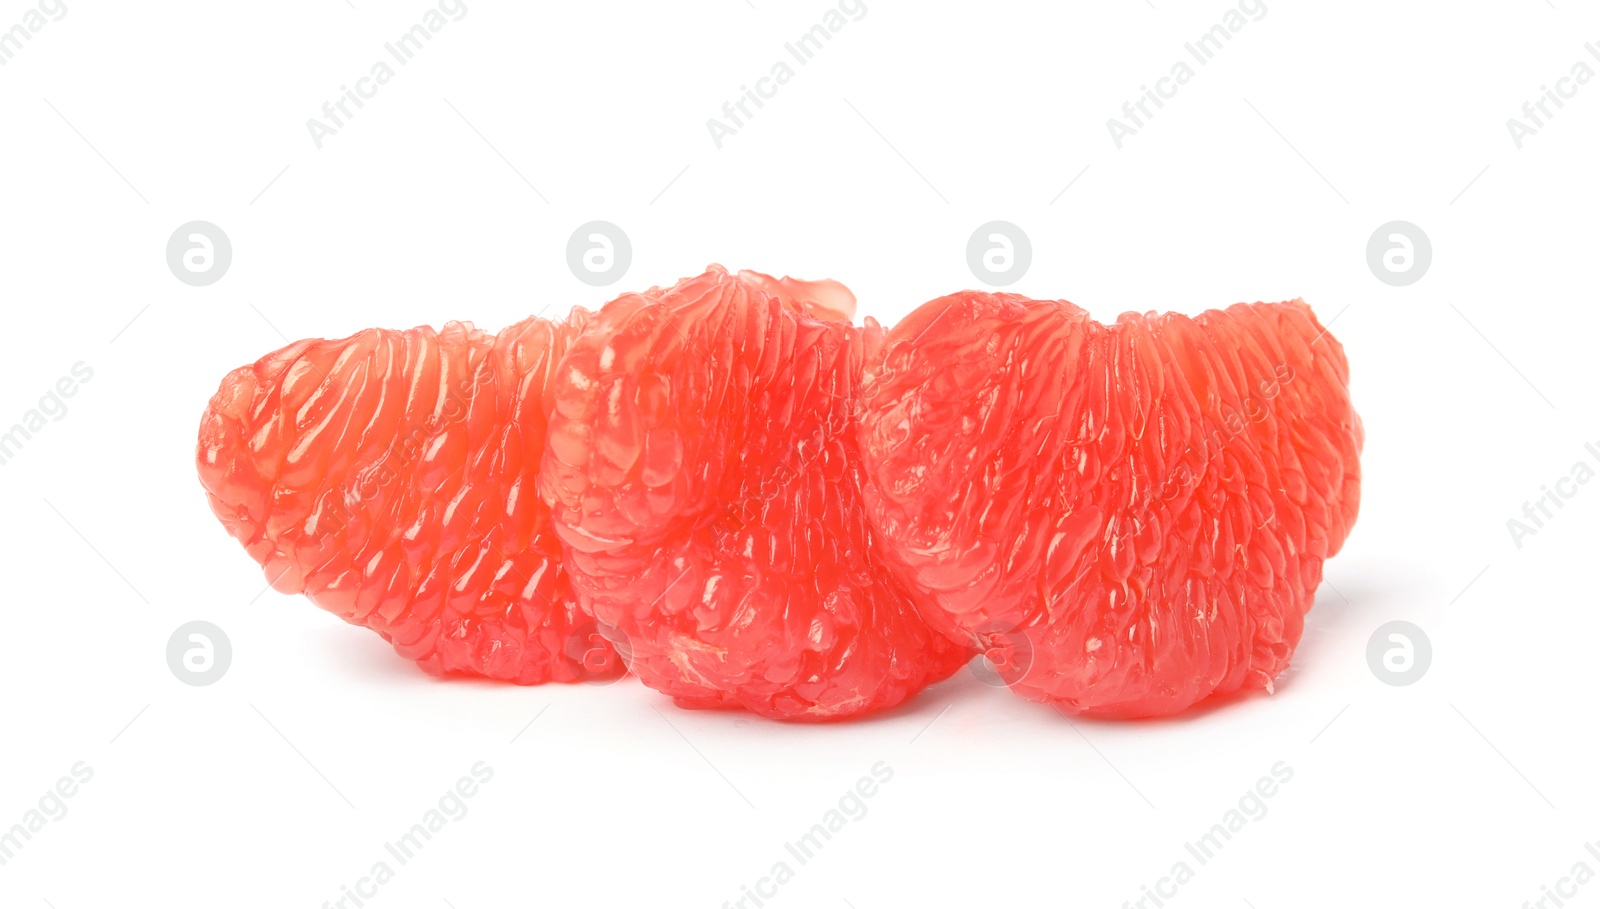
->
[[2, 1, 1597, 907]]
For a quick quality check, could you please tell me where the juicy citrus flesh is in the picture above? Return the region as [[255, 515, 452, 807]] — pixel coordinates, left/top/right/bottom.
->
[[196, 272, 1361, 721], [539, 266, 970, 720], [197, 312, 623, 684], [858, 291, 1362, 718]]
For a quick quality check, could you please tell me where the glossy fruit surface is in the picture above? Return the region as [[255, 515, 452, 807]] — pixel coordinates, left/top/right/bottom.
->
[[540, 266, 969, 720], [198, 313, 622, 684], [858, 292, 1362, 717]]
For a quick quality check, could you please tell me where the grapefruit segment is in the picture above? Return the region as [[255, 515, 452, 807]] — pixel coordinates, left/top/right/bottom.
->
[[858, 291, 1362, 717], [539, 266, 968, 720], [197, 312, 623, 684]]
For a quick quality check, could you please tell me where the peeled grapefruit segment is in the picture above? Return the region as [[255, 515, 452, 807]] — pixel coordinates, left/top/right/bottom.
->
[[197, 312, 623, 684], [858, 292, 1362, 717], [539, 266, 968, 720]]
